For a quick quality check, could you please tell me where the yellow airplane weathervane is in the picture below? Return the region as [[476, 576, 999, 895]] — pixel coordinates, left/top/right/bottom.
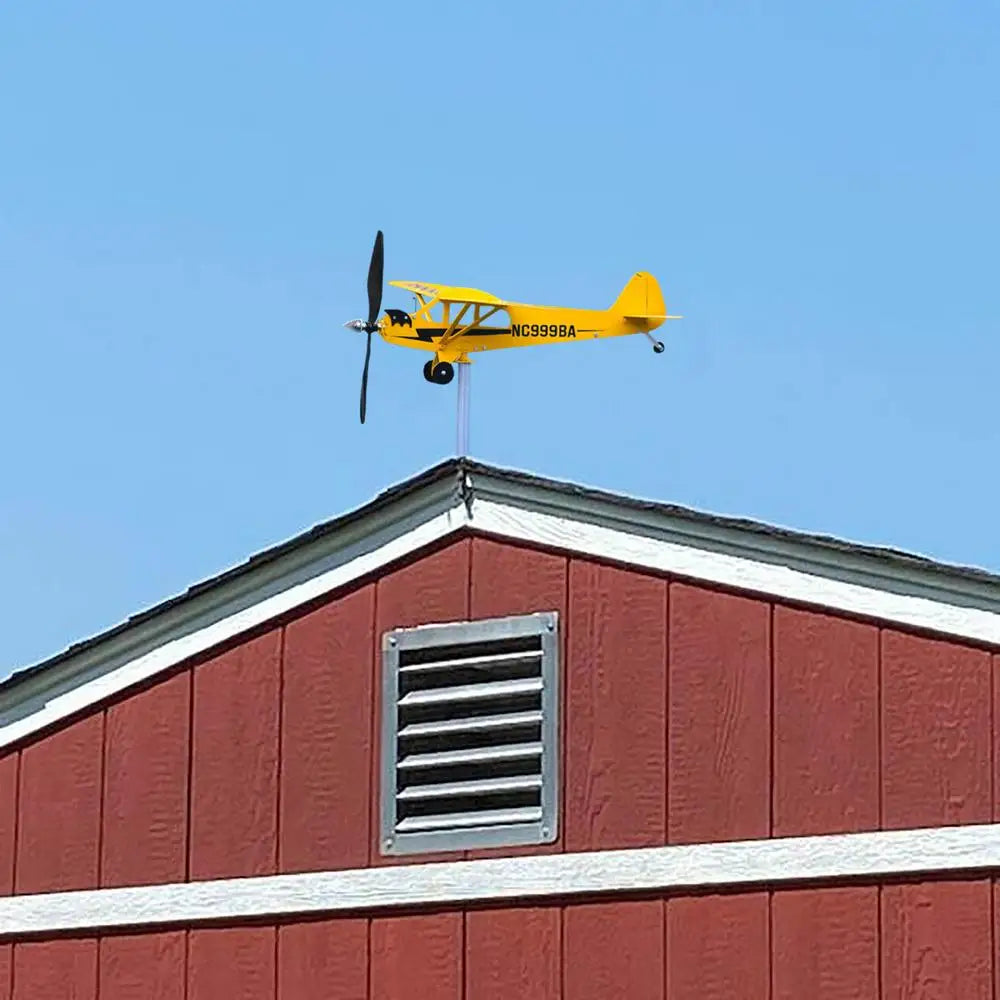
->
[[344, 230, 682, 424]]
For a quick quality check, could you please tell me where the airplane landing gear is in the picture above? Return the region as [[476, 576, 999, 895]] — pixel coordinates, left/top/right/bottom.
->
[[642, 329, 666, 354], [423, 360, 455, 384]]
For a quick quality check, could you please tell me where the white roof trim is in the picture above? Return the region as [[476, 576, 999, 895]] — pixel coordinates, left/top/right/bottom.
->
[[0, 504, 467, 751], [473, 500, 1000, 647], [3, 460, 999, 752], [2, 822, 999, 938]]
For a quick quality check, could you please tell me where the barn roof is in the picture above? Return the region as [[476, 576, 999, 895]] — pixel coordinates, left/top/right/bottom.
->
[[4, 456, 1000, 750]]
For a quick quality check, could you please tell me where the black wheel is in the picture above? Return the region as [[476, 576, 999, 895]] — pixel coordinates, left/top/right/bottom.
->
[[423, 359, 435, 382], [432, 361, 454, 384], [653, 341, 665, 354]]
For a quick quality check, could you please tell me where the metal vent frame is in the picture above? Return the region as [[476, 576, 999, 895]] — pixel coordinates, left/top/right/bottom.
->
[[380, 611, 559, 856]]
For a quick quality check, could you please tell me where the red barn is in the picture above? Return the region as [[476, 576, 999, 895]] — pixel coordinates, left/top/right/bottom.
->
[[1, 457, 999, 998]]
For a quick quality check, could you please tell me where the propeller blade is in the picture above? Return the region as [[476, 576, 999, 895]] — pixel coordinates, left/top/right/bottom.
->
[[359, 328, 372, 424], [366, 230, 384, 328]]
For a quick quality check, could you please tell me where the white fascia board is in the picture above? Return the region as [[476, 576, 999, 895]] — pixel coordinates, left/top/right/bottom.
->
[[0, 497, 470, 751], [3, 823, 1000, 938], [470, 498, 1000, 648]]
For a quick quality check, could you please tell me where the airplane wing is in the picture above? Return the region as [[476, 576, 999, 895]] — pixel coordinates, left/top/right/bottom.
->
[[389, 281, 506, 307]]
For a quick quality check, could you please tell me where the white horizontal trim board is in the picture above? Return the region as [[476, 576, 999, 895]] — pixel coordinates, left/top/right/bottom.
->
[[4, 488, 1000, 753], [3, 823, 1000, 938]]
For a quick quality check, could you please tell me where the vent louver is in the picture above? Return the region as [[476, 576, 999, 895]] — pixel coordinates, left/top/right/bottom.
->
[[380, 612, 559, 855]]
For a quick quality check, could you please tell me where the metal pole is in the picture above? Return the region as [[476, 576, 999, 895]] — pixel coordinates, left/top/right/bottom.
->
[[456, 362, 470, 457]]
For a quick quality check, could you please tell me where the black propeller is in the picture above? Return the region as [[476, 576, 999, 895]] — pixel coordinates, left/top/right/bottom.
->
[[344, 230, 384, 424]]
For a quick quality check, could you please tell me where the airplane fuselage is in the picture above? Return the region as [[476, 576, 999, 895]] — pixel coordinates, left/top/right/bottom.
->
[[379, 303, 663, 364]]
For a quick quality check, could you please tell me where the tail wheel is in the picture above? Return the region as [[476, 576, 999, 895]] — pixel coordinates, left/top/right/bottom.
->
[[432, 361, 455, 384]]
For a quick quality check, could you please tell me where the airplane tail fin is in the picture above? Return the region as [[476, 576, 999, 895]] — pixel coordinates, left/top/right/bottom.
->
[[612, 272, 669, 321]]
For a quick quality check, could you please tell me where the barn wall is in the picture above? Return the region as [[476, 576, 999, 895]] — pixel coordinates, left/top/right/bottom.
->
[[0, 879, 996, 998], [0, 536, 998, 895]]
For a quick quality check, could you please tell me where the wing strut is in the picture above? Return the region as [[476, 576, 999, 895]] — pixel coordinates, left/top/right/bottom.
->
[[439, 305, 503, 348]]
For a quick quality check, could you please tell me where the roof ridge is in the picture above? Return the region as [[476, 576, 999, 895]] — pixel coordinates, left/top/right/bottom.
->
[[4, 456, 1000, 714]]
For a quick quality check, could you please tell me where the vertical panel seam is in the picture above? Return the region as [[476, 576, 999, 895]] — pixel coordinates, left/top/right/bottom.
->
[[271, 625, 288, 988], [767, 890, 774, 1000], [661, 898, 667, 1000], [366, 918, 373, 1000], [273, 923, 279, 1000], [559, 903, 566, 1000], [666, 583, 673, 847], [460, 910, 467, 1000], [991, 877, 996, 1000], [768, 604, 775, 839], [11, 752, 20, 896], [877, 630, 884, 830], [184, 928, 190, 1000], [97, 711, 107, 890], [275, 627, 286, 876], [991, 652, 996, 825], [185, 667, 195, 883], [877, 885, 883, 1000], [95, 935, 102, 1000], [663, 580, 670, 849]]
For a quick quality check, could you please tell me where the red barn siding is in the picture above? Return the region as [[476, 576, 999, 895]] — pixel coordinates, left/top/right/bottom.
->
[[280, 585, 374, 874], [465, 906, 561, 1000], [881, 630, 991, 829], [102, 672, 190, 888], [666, 893, 769, 999], [3, 534, 1000, 907], [469, 537, 567, 622], [0, 754, 15, 896], [668, 584, 771, 845], [882, 880, 992, 997], [566, 561, 667, 851], [0, 945, 9, 1000], [772, 886, 878, 999], [99, 932, 185, 1000], [277, 919, 368, 1000], [15, 713, 103, 894], [370, 912, 463, 1000], [773, 607, 880, 837], [189, 630, 281, 881], [13, 939, 96, 1000], [188, 927, 274, 1000], [563, 900, 664, 1000]]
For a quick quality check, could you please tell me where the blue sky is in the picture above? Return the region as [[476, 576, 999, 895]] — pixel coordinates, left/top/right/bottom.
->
[[2, 2, 998, 675]]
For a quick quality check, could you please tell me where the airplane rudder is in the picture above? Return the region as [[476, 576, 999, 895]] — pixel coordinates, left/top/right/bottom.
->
[[612, 271, 664, 317], [645, 272, 666, 317]]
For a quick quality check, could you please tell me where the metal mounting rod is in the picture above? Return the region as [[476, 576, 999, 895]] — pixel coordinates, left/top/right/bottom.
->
[[456, 362, 470, 457]]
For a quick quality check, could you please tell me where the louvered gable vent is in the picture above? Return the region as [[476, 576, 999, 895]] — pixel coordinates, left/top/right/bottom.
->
[[380, 612, 559, 855]]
